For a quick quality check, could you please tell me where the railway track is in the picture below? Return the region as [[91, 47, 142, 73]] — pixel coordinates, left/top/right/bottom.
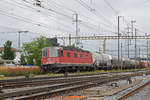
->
[[0, 70, 148, 88], [0, 70, 150, 99], [1, 76, 108, 89], [0, 69, 147, 83], [1, 70, 149, 89], [117, 78, 150, 100], [0, 75, 128, 100]]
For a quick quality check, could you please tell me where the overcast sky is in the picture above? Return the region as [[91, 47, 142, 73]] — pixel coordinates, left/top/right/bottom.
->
[[0, 0, 150, 57]]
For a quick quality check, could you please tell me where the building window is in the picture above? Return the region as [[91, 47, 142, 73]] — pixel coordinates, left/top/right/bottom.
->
[[74, 53, 77, 58], [67, 52, 71, 57]]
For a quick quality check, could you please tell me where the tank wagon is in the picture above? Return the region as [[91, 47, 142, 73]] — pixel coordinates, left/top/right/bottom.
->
[[92, 53, 112, 70], [41, 46, 147, 72]]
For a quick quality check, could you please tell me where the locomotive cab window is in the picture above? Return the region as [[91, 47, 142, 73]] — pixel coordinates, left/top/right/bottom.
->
[[74, 53, 77, 58], [49, 47, 61, 57], [67, 52, 71, 57]]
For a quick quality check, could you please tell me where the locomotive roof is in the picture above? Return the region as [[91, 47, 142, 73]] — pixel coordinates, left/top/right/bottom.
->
[[60, 46, 90, 53], [43, 46, 90, 53]]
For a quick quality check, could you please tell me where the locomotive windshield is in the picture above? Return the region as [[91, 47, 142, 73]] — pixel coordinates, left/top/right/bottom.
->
[[49, 48, 57, 57], [42, 48, 48, 58]]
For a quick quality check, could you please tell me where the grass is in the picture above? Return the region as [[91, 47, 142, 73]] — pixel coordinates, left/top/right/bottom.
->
[[47, 73, 63, 77], [1, 65, 150, 79], [71, 68, 150, 75], [45, 68, 150, 77]]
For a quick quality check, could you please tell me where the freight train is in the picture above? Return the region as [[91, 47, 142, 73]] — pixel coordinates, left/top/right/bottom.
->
[[41, 46, 147, 72]]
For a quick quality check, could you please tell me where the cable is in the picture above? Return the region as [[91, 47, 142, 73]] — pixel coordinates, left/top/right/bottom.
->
[[0, 6, 73, 33], [3, 0, 103, 35], [75, 0, 95, 11], [45, 0, 76, 13], [103, 0, 118, 14], [77, 0, 115, 26], [5, 0, 74, 30], [21, 0, 73, 20], [22, 0, 117, 35], [91, 0, 132, 35], [9, 1, 75, 32], [74, 0, 125, 35], [47, 0, 116, 32], [45, 0, 116, 35], [80, 21, 116, 34]]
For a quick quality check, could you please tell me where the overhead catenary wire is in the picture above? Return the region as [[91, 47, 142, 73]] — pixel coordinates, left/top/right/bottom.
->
[[102, 0, 136, 36], [103, 0, 150, 36], [0, 10, 73, 33], [38, 0, 117, 35], [6, 0, 76, 32], [13, 2, 120, 35], [74, 0, 116, 27], [49, 0, 117, 29], [21, 0, 73, 20], [4, 0, 74, 30], [103, 0, 118, 15], [1, 0, 113, 36], [0, 1, 75, 33], [74, 0, 128, 35], [46, 0, 117, 35], [34, 0, 117, 35]]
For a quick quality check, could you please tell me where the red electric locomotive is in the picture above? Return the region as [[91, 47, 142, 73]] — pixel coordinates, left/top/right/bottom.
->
[[41, 46, 93, 72]]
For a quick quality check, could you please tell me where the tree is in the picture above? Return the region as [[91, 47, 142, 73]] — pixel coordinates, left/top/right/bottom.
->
[[20, 54, 27, 65], [2, 40, 15, 60], [22, 36, 53, 66]]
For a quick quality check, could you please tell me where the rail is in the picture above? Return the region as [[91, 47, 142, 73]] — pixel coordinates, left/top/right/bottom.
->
[[1, 71, 150, 99], [117, 80, 150, 100]]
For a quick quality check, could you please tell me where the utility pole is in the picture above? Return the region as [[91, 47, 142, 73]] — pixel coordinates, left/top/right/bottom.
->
[[146, 33, 149, 64], [62, 39, 65, 46], [18, 32, 20, 49], [18, 31, 28, 49], [131, 20, 136, 38], [148, 38, 149, 65], [139, 48, 140, 56], [74, 13, 80, 46], [69, 34, 71, 46], [103, 39, 106, 54], [121, 43, 123, 58], [127, 26, 130, 58], [135, 28, 137, 59], [118, 16, 122, 62]]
